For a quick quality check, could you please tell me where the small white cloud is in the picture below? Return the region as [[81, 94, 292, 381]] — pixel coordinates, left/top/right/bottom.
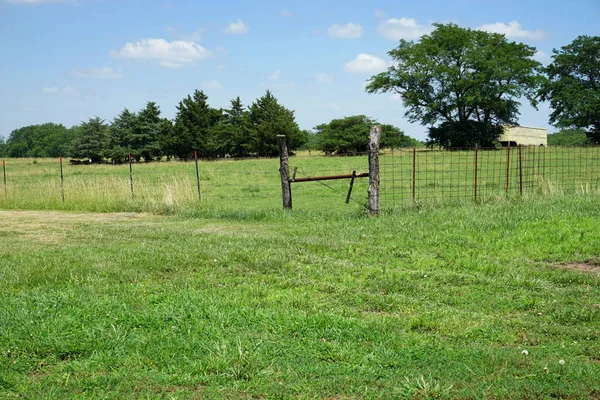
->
[[345, 54, 389, 74], [224, 18, 250, 35], [280, 9, 292, 17], [477, 21, 549, 40], [533, 50, 550, 64], [378, 17, 433, 40], [322, 102, 341, 110], [316, 73, 334, 83], [72, 67, 123, 79], [199, 80, 222, 89], [328, 23, 362, 39], [268, 70, 281, 81], [111, 38, 211, 68], [391, 93, 403, 101], [42, 86, 78, 95]]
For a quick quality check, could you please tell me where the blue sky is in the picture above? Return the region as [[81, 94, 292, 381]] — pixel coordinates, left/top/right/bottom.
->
[[1, 0, 599, 141]]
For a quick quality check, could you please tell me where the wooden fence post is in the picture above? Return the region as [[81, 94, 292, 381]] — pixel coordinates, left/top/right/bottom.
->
[[368, 125, 381, 215], [194, 151, 201, 201], [128, 153, 134, 199], [2, 160, 6, 200], [277, 135, 292, 209], [59, 156, 64, 202]]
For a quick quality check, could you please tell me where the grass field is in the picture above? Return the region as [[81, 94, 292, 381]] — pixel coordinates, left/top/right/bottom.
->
[[1, 154, 599, 398]]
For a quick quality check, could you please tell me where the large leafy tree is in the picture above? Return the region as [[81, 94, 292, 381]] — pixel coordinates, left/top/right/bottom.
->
[[539, 35, 600, 143], [5, 123, 75, 157], [366, 23, 543, 148], [107, 108, 137, 163], [314, 115, 411, 155], [71, 117, 108, 162], [248, 90, 305, 156]]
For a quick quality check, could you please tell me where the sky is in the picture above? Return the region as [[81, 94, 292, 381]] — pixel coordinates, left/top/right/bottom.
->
[[1, 0, 599, 141]]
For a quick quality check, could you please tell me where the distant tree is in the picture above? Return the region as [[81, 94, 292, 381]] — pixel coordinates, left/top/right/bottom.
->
[[539, 35, 600, 143], [314, 115, 410, 155], [427, 121, 503, 148], [173, 90, 221, 159], [107, 108, 136, 163], [157, 118, 175, 160], [208, 97, 254, 157], [5, 123, 74, 157], [248, 90, 305, 156], [366, 23, 544, 149], [547, 129, 590, 146], [0, 137, 6, 157], [136, 101, 162, 161], [71, 117, 108, 162]]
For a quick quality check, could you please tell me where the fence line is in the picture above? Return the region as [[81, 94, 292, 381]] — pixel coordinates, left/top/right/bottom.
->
[[0, 145, 599, 214]]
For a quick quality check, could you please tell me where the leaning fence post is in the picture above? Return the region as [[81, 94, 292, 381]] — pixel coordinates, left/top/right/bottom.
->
[[277, 135, 292, 209], [474, 148, 478, 201], [2, 159, 6, 200], [59, 156, 64, 202], [368, 125, 381, 215], [128, 153, 134, 199]]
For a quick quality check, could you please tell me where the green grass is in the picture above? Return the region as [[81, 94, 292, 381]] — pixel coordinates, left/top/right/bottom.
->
[[1, 195, 600, 399]]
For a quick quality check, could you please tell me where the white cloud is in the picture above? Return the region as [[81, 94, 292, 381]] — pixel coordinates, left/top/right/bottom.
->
[[200, 80, 222, 89], [42, 85, 78, 95], [328, 23, 362, 39], [316, 73, 334, 83], [378, 17, 433, 40], [268, 70, 281, 81], [111, 38, 211, 68], [72, 67, 123, 79], [477, 20, 548, 40], [224, 19, 250, 35], [322, 102, 341, 110], [345, 54, 389, 74], [391, 93, 403, 101], [280, 9, 292, 17]]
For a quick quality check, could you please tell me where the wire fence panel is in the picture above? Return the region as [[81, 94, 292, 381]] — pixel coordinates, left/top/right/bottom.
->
[[380, 146, 600, 209]]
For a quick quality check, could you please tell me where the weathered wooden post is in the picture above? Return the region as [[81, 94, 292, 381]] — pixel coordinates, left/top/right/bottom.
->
[[2, 160, 6, 200], [368, 125, 381, 215], [277, 135, 292, 209], [128, 153, 134, 199]]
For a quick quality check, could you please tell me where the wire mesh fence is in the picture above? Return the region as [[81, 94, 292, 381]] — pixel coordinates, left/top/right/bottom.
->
[[1, 146, 599, 214], [380, 146, 600, 209]]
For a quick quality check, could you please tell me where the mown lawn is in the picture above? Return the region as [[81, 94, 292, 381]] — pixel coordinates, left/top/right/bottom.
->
[[1, 196, 599, 399]]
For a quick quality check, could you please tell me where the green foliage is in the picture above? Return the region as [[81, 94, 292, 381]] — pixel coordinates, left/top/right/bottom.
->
[[106, 108, 136, 163], [547, 129, 590, 146], [314, 115, 412, 154], [173, 90, 222, 159], [208, 96, 254, 157], [71, 117, 109, 162], [366, 23, 544, 148], [428, 121, 503, 148], [4, 123, 76, 158], [248, 90, 305, 156], [540, 35, 600, 143]]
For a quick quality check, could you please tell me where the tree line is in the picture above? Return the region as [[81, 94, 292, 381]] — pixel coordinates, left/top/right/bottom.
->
[[366, 24, 600, 148], [0, 90, 417, 160]]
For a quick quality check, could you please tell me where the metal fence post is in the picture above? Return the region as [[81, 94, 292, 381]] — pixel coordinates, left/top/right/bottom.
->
[[128, 153, 134, 199], [277, 135, 292, 209], [505, 147, 511, 195], [60, 156, 64, 202], [194, 151, 201, 201], [2, 160, 6, 200], [368, 125, 381, 215], [474, 148, 478, 201]]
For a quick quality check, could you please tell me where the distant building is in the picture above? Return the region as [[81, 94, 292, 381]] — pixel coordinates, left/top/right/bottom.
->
[[499, 125, 547, 146]]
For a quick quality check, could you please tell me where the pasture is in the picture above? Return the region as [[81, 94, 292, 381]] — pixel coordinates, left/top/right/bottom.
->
[[0, 154, 599, 399]]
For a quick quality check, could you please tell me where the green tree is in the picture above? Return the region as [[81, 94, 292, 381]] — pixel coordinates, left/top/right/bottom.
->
[[136, 101, 162, 161], [107, 108, 136, 163], [314, 115, 410, 155], [5, 123, 74, 158], [547, 129, 590, 146], [366, 23, 543, 149], [539, 36, 600, 143], [0, 137, 6, 157], [248, 90, 305, 156], [209, 97, 254, 157], [71, 117, 108, 162], [173, 90, 221, 159]]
